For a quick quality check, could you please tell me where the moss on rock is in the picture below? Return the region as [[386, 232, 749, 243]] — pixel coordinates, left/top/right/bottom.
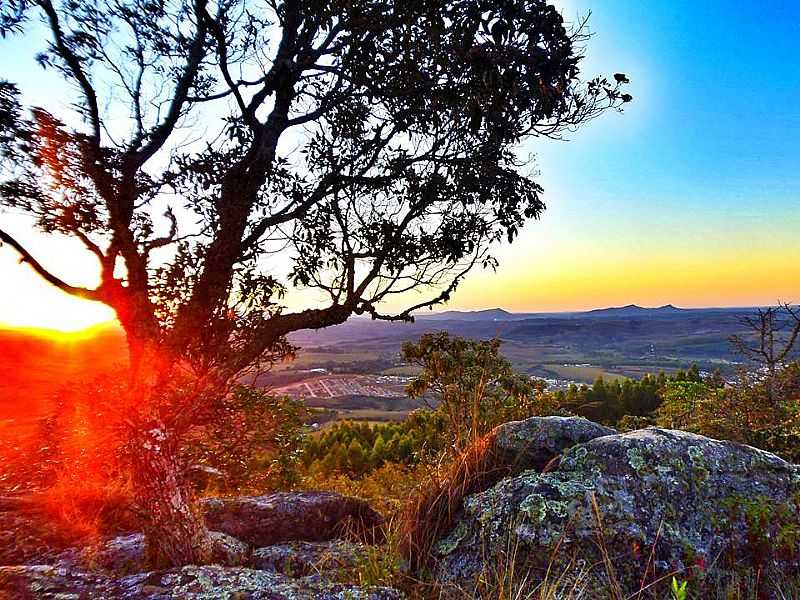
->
[[434, 426, 800, 593]]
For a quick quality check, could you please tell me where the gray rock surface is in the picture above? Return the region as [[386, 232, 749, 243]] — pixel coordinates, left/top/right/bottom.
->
[[251, 540, 363, 577], [1, 491, 390, 597], [435, 427, 800, 591], [0, 564, 403, 599], [492, 416, 616, 472], [55, 531, 249, 575], [201, 491, 384, 547]]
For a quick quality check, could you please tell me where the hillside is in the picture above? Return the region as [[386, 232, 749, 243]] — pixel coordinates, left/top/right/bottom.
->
[[0, 304, 777, 429], [415, 308, 522, 321], [583, 303, 689, 317], [287, 305, 761, 379]]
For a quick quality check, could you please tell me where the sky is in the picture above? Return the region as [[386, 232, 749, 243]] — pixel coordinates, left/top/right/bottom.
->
[[1, 0, 799, 331]]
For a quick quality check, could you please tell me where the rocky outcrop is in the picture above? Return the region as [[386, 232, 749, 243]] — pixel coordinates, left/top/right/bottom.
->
[[56, 531, 248, 575], [252, 540, 364, 577], [434, 426, 800, 592], [201, 491, 384, 546], [0, 564, 402, 599], [492, 416, 616, 472], [2, 491, 395, 598], [401, 416, 617, 574]]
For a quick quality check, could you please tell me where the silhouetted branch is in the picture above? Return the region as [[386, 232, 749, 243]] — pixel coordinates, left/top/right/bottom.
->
[[0, 227, 101, 301]]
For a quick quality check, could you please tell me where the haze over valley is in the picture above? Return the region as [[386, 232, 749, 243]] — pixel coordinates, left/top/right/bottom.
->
[[2, 303, 779, 426]]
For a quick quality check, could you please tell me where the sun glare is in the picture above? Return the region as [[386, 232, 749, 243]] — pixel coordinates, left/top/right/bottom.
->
[[7, 321, 120, 343], [0, 251, 118, 334], [0, 303, 117, 336]]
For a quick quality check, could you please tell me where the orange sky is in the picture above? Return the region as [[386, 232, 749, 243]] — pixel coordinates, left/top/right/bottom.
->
[[2, 207, 798, 333]]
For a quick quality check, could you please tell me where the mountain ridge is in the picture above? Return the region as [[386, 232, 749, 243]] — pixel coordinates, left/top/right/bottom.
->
[[415, 304, 700, 321], [415, 307, 521, 321]]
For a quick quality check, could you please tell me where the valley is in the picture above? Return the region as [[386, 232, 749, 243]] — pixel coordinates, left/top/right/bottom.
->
[[0, 304, 780, 427]]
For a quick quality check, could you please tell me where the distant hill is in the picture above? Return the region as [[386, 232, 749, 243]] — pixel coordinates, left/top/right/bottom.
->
[[414, 304, 704, 321], [416, 308, 524, 321], [582, 304, 689, 318]]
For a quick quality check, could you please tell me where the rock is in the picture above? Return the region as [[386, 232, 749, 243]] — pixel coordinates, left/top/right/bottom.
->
[[209, 531, 250, 568], [401, 416, 616, 573], [0, 564, 123, 599], [56, 531, 248, 575], [0, 506, 79, 567], [76, 533, 147, 574], [129, 566, 402, 599], [201, 492, 384, 547], [0, 564, 403, 599], [492, 416, 616, 472], [434, 426, 800, 592], [185, 465, 226, 493], [251, 540, 364, 577]]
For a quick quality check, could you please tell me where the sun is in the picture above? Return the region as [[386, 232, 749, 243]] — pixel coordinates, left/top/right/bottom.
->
[[0, 252, 117, 334]]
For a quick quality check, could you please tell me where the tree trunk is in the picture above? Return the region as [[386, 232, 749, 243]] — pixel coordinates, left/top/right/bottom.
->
[[130, 424, 214, 568], [122, 325, 228, 567]]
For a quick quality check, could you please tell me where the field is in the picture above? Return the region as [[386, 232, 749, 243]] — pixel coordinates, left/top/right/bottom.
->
[[276, 350, 380, 369], [538, 364, 628, 384], [381, 365, 423, 376], [273, 374, 408, 400]]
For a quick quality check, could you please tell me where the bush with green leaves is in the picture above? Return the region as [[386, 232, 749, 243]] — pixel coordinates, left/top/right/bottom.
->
[[655, 362, 800, 462], [402, 332, 559, 451], [556, 365, 704, 425], [183, 385, 309, 492]]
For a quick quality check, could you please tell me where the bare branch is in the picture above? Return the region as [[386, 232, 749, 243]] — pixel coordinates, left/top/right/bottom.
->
[[38, 0, 101, 144], [0, 228, 101, 301]]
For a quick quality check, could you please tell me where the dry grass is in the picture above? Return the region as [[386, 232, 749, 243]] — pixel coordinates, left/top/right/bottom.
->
[[34, 475, 136, 541], [399, 429, 513, 573]]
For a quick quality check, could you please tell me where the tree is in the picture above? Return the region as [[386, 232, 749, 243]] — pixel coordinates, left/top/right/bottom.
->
[[370, 434, 386, 469], [0, 0, 627, 565], [346, 438, 368, 475], [402, 332, 556, 449], [730, 304, 800, 402]]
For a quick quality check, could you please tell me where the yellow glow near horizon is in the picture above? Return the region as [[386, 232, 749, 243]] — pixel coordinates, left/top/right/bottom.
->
[[2, 211, 798, 332], [448, 236, 800, 313], [0, 251, 117, 333], [2, 234, 798, 332]]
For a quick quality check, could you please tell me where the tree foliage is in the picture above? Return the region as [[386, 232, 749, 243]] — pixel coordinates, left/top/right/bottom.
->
[[656, 362, 800, 462], [183, 385, 308, 491], [402, 332, 559, 448], [303, 411, 448, 477], [556, 367, 704, 425], [0, 0, 629, 381]]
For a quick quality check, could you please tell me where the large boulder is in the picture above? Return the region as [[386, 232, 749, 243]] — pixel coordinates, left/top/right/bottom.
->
[[201, 491, 384, 547], [434, 427, 800, 593], [0, 564, 403, 599], [401, 416, 616, 574], [492, 416, 616, 472]]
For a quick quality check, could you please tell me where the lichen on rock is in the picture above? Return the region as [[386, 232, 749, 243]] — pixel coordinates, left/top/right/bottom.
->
[[434, 426, 800, 593]]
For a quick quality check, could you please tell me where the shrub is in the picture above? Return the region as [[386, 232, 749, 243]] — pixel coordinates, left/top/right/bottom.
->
[[402, 333, 559, 452]]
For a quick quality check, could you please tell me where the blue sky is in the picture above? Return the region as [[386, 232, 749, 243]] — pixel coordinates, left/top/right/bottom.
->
[[1, 1, 799, 329], [450, 0, 800, 311]]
